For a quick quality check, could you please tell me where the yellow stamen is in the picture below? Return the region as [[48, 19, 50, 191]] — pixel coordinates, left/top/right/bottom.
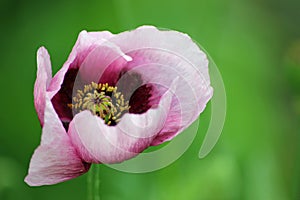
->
[[68, 82, 130, 125]]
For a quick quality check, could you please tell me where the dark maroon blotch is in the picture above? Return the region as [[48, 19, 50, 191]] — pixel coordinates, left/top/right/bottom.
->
[[51, 68, 79, 123]]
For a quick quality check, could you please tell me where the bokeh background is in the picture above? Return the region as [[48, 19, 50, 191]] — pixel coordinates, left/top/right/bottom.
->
[[0, 0, 299, 199]]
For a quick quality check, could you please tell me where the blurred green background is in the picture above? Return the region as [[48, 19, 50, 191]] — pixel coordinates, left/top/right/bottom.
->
[[0, 0, 299, 199]]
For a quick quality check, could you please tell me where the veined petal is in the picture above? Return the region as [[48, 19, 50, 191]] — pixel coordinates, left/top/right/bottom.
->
[[68, 79, 176, 164], [48, 30, 114, 99], [78, 40, 132, 85], [108, 26, 213, 145], [25, 94, 89, 186], [49, 31, 116, 122], [34, 47, 52, 125]]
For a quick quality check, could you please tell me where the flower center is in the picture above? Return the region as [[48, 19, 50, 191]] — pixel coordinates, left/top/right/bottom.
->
[[68, 82, 130, 126]]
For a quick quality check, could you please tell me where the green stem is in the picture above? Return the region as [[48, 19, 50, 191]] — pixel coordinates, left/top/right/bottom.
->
[[87, 165, 93, 200], [87, 165, 101, 200], [95, 164, 101, 200]]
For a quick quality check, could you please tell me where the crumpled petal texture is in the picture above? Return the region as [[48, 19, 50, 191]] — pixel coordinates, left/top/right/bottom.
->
[[25, 95, 89, 186], [68, 79, 175, 164], [34, 47, 52, 125], [25, 26, 213, 186]]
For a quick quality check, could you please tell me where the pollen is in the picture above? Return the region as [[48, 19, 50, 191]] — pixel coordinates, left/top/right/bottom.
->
[[68, 82, 130, 126]]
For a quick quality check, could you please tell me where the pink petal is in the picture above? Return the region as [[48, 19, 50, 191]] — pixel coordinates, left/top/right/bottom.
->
[[48, 30, 114, 99], [108, 26, 213, 145], [78, 40, 132, 85], [25, 94, 89, 186], [34, 47, 52, 125], [48, 31, 116, 122], [68, 80, 176, 164]]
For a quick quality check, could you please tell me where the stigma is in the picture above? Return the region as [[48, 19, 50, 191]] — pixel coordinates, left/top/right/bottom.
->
[[68, 82, 130, 126]]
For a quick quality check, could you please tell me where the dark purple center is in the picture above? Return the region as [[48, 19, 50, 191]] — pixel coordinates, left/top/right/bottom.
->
[[51, 67, 154, 130]]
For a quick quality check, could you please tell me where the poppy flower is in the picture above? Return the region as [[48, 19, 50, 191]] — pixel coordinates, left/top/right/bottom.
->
[[25, 26, 213, 186]]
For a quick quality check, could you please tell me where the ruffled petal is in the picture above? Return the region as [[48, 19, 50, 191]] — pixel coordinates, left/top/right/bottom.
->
[[34, 47, 52, 125], [108, 26, 213, 145], [78, 40, 132, 85], [68, 80, 176, 164], [25, 94, 89, 186], [49, 31, 116, 122], [48, 30, 114, 99]]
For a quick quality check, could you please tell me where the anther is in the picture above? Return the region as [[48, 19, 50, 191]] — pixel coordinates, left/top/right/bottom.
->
[[68, 82, 130, 126]]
